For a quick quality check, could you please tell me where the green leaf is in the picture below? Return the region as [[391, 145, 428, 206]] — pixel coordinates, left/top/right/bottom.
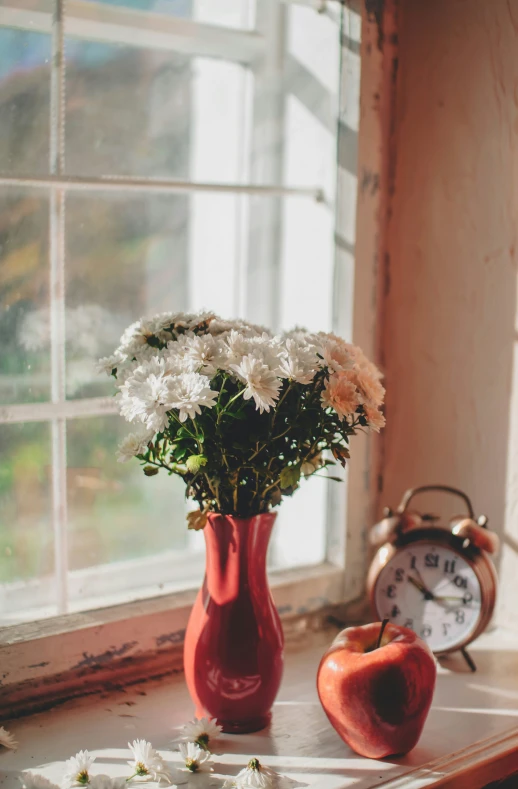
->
[[186, 454, 208, 474], [143, 465, 159, 477], [280, 464, 301, 490]]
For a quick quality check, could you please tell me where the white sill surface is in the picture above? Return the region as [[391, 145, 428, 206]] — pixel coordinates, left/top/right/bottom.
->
[[2, 628, 518, 789]]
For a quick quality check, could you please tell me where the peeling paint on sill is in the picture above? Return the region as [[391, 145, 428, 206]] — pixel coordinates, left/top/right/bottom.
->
[[73, 641, 138, 670]]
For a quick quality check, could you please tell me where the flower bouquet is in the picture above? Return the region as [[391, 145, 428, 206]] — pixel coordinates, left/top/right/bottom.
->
[[100, 311, 384, 731]]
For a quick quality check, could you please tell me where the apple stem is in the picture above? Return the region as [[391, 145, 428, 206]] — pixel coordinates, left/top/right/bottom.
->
[[376, 618, 390, 650]]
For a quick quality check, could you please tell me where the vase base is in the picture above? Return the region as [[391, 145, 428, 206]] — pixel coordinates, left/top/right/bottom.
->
[[218, 714, 271, 734]]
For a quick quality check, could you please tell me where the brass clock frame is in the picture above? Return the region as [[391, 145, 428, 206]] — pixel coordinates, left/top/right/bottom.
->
[[367, 526, 498, 660]]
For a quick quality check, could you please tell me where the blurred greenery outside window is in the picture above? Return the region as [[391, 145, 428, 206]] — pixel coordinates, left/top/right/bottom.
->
[[0, 0, 357, 626]]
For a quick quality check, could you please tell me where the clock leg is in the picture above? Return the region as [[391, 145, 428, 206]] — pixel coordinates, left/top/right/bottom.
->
[[460, 647, 477, 672]]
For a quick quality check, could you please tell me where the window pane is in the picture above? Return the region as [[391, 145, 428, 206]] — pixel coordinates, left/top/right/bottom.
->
[[64, 189, 243, 399], [0, 187, 51, 405], [66, 414, 203, 611], [81, 0, 255, 30], [65, 39, 248, 182], [0, 29, 51, 175], [0, 422, 55, 625], [0, 0, 352, 625]]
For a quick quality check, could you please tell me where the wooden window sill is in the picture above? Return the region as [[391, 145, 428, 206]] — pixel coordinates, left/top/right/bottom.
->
[[2, 627, 518, 789]]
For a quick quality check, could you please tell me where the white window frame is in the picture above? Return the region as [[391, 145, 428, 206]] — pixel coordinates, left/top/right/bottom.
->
[[0, 0, 385, 706]]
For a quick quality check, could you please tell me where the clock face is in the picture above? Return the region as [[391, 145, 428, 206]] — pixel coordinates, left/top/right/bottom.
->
[[373, 541, 482, 652]]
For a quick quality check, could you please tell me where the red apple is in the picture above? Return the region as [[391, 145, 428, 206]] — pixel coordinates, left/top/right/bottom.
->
[[317, 620, 436, 758]]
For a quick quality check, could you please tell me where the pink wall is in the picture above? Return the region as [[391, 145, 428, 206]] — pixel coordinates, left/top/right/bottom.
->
[[380, 0, 518, 622]]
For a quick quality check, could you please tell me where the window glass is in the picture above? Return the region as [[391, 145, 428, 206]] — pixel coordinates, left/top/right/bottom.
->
[[0, 422, 54, 625], [0, 188, 51, 406], [82, 0, 255, 31], [0, 0, 354, 625], [0, 30, 51, 175]]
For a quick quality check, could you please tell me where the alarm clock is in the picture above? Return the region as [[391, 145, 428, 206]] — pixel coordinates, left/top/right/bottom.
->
[[367, 485, 499, 670]]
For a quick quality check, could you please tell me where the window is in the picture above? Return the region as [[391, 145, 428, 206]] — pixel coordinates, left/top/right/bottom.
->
[[0, 0, 361, 626]]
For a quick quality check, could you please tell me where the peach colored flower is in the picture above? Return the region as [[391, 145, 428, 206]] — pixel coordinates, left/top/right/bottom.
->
[[356, 368, 385, 408], [318, 334, 355, 373], [364, 405, 386, 432], [348, 345, 384, 379], [321, 372, 359, 419]]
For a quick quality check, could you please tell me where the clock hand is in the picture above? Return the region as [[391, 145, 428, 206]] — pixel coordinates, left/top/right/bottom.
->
[[413, 565, 430, 590], [407, 575, 435, 601]]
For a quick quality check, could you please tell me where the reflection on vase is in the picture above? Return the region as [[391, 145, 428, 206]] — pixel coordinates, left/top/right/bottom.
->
[[184, 512, 284, 733]]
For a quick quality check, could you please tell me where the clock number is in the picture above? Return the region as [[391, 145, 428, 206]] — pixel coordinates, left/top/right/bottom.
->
[[387, 585, 396, 599], [442, 623, 451, 636], [453, 575, 468, 589], [421, 625, 432, 638], [456, 610, 465, 624], [444, 559, 456, 574], [425, 553, 439, 568], [409, 555, 417, 570], [463, 591, 473, 605], [395, 568, 404, 582], [404, 618, 414, 630], [391, 605, 400, 618]]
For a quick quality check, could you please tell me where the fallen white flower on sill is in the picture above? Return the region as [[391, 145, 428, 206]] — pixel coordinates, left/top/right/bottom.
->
[[0, 725, 17, 751], [20, 774, 60, 789], [62, 751, 96, 788], [224, 759, 279, 789], [127, 739, 173, 785], [178, 742, 212, 773], [180, 718, 222, 752]]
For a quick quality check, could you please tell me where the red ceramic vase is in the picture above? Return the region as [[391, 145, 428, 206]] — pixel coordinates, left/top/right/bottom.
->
[[184, 512, 284, 733]]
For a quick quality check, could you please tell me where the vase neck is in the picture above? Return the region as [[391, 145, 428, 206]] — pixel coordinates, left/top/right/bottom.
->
[[203, 513, 276, 604]]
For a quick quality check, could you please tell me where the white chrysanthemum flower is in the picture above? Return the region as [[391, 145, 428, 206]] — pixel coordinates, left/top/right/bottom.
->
[[166, 372, 218, 423], [117, 430, 154, 463], [0, 725, 17, 751], [221, 330, 254, 368], [118, 319, 148, 356], [221, 330, 281, 371], [180, 717, 222, 751], [248, 335, 284, 376], [139, 312, 177, 342], [178, 742, 212, 773], [119, 357, 172, 432], [62, 750, 95, 787], [321, 372, 359, 419], [174, 334, 226, 377], [127, 739, 172, 784], [20, 774, 59, 789], [278, 339, 318, 384], [230, 354, 281, 413], [172, 311, 215, 332], [225, 759, 278, 789], [96, 352, 124, 376]]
